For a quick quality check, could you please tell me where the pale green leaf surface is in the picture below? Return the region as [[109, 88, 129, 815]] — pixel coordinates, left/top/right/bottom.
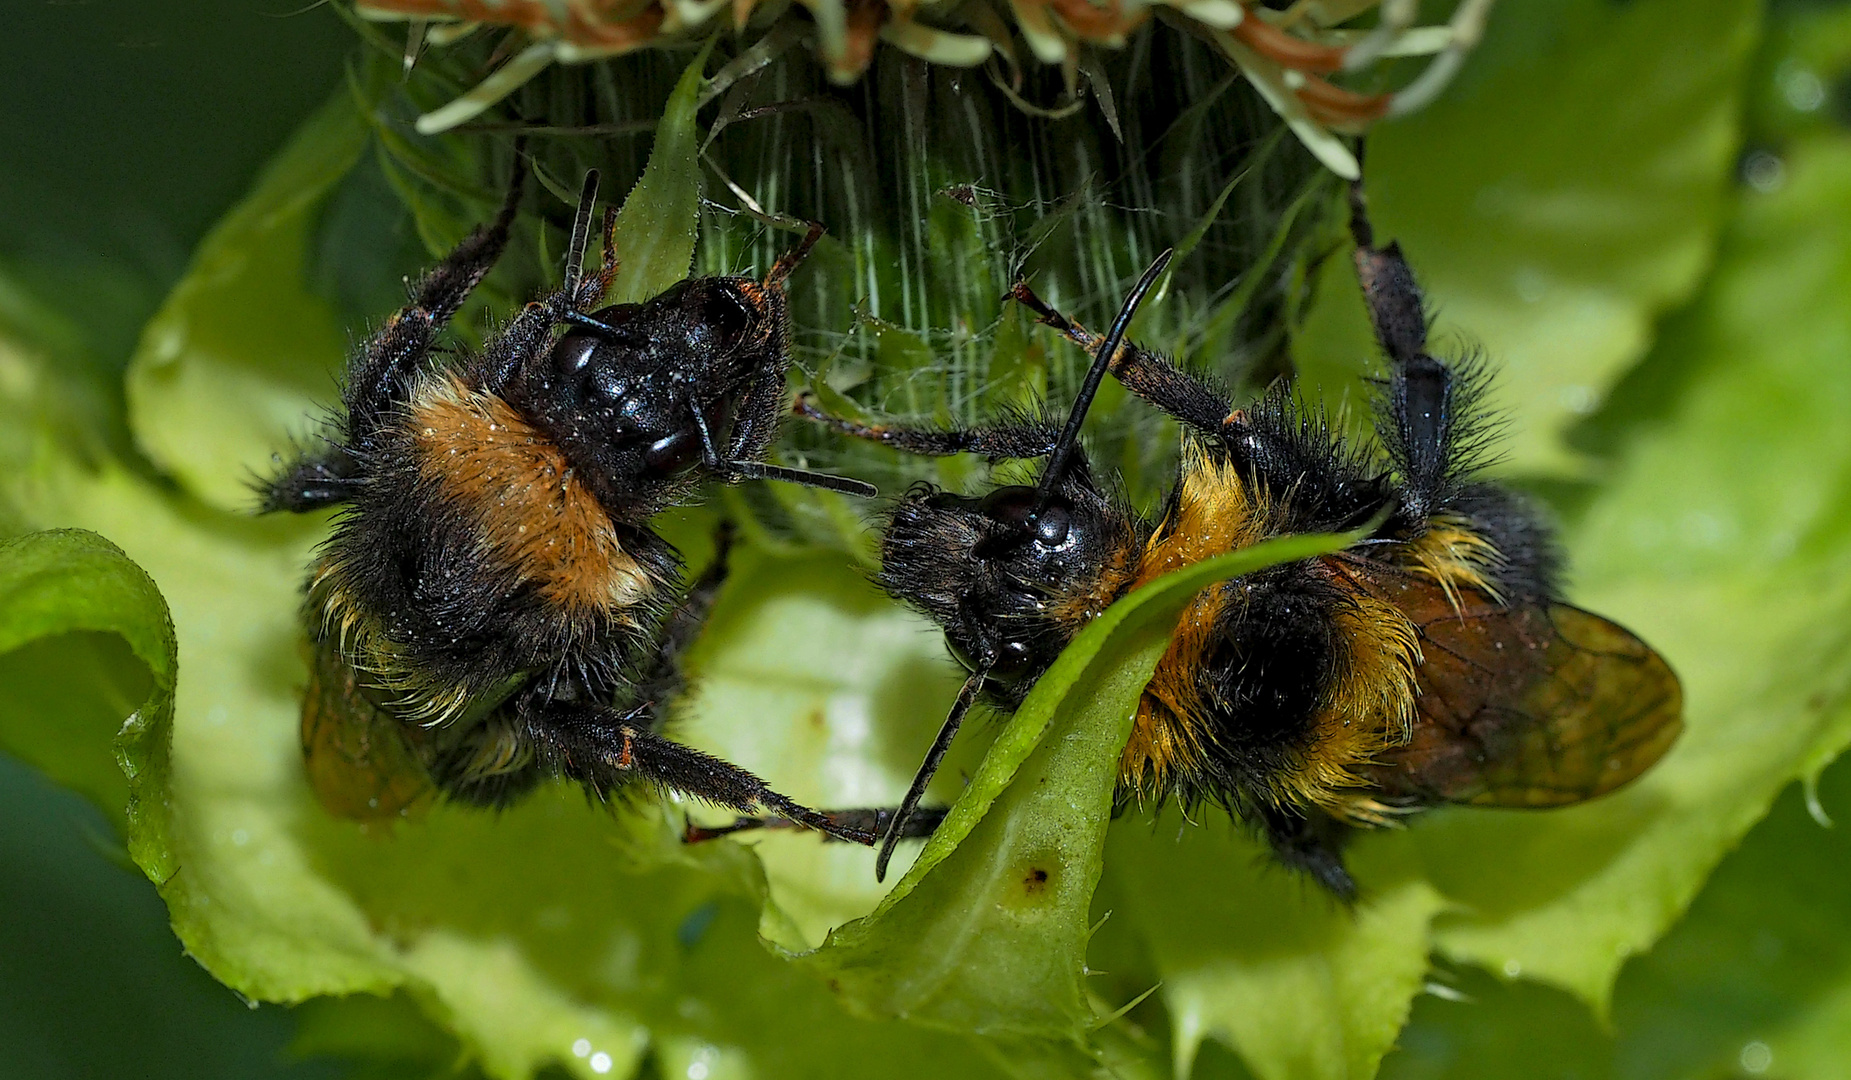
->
[[123, 88, 369, 510], [1380, 732, 1851, 1080], [1109, 823, 1444, 1080], [1298, 0, 1761, 474], [672, 547, 970, 949]]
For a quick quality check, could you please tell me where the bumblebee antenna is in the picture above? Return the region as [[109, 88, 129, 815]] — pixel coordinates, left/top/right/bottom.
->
[[875, 664, 989, 882], [765, 221, 825, 290], [562, 170, 600, 301], [1032, 249, 1172, 512]]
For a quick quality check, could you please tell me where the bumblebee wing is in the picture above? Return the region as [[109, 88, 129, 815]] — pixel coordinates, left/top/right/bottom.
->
[[301, 633, 435, 821], [1360, 576, 1682, 808]]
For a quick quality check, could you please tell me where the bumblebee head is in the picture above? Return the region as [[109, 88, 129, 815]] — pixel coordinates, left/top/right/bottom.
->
[[881, 466, 1130, 701], [877, 249, 1172, 698], [521, 274, 789, 495]]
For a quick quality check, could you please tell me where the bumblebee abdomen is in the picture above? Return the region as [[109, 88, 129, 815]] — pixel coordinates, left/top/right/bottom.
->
[[1110, 449, 1421, 818]]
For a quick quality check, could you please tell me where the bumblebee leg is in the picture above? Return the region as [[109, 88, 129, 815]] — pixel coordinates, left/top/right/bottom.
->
[[259, 447, 362, 512], [794, 392, 1060, 459], [522, 697, 877, 844], [690, 389, 876, 497], [684, 805, 949, 844], [265, 163, 525, 508], [1008, 281, 1233, 434], [764, 221, 825, 289], [1257, 803, 1358, 902], [1348, 179, 1452, 518], [343, 163, 527, 441]]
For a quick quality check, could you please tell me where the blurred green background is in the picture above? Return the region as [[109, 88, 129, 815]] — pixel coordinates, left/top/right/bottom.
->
[[6, 0, 1851, 1077]]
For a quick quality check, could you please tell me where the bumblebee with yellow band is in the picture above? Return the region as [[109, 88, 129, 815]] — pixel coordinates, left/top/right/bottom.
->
[[779, 177, 1683, 897]]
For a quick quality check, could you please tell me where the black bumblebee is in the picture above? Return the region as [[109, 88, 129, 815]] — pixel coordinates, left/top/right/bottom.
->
[[262, 162, 880, 842], [794, 180, 1683, 894]]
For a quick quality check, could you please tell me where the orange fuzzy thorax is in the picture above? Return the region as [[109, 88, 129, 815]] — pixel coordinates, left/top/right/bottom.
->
[[409, 373, 664, 621]]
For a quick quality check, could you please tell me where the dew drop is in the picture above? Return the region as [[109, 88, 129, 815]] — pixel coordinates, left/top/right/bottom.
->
[[1740, 1041, 1772, 1074]]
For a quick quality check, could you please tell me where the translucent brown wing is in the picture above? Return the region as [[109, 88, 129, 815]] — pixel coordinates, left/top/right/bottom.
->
[[1355, 573, 1683, 808], [300, 633, 435, 821]]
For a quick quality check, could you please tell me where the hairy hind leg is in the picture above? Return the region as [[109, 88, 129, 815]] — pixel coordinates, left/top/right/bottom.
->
[[343, 163, 528, 442], [794, 392, 1060, 459], [522, 696, 877, 844], [1257, 802, 1358, 903], [1348, 178, 1455, 519], [1008, 281, 1234, 435]]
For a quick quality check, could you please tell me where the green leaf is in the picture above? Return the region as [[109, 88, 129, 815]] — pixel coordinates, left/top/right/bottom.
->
[[1611, 753, 1851, 1080], [607, 43, 710, 305], [0, 529, 174, 833], [1295, 0, 1763, 474], [1108, 825, 1444, 1080], [1381, 740, 1851, 1080], [123, 87, 371, 509], [805, 530, 1362, 1043]]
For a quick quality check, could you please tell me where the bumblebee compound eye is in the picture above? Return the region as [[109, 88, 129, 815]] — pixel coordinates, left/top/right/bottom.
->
[[978, 486, 1037, 529], [550, 331, 599, 382], [987, 640, 1037, 683], [1034, 505, 1071, 547], [550, 303, 643, 383], [977, 486, 1074, 550], [946, 633, 1033, 683], [643, 427, 703, 475], [684, 281, 758, 355]]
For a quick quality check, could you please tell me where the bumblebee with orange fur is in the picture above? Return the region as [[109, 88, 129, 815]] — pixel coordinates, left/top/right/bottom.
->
[[262, 164, 879, 841]]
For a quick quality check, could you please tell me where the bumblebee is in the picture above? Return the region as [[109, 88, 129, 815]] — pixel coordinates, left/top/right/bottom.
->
[[798, 181, 1684, 894], [262, 163, 879, 842]]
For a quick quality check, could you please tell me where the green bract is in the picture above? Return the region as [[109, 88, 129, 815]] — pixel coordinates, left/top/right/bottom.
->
[[4, 2, 1851, 1078]]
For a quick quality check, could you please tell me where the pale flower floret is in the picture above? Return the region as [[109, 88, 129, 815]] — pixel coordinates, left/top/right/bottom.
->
[[362, 0, 1496, 174]]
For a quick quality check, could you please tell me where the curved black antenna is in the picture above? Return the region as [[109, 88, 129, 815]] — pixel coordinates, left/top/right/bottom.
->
[[562, 170, 600, 300], [875, 664, 990, 882], [1031, 249, 1173, 512]]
